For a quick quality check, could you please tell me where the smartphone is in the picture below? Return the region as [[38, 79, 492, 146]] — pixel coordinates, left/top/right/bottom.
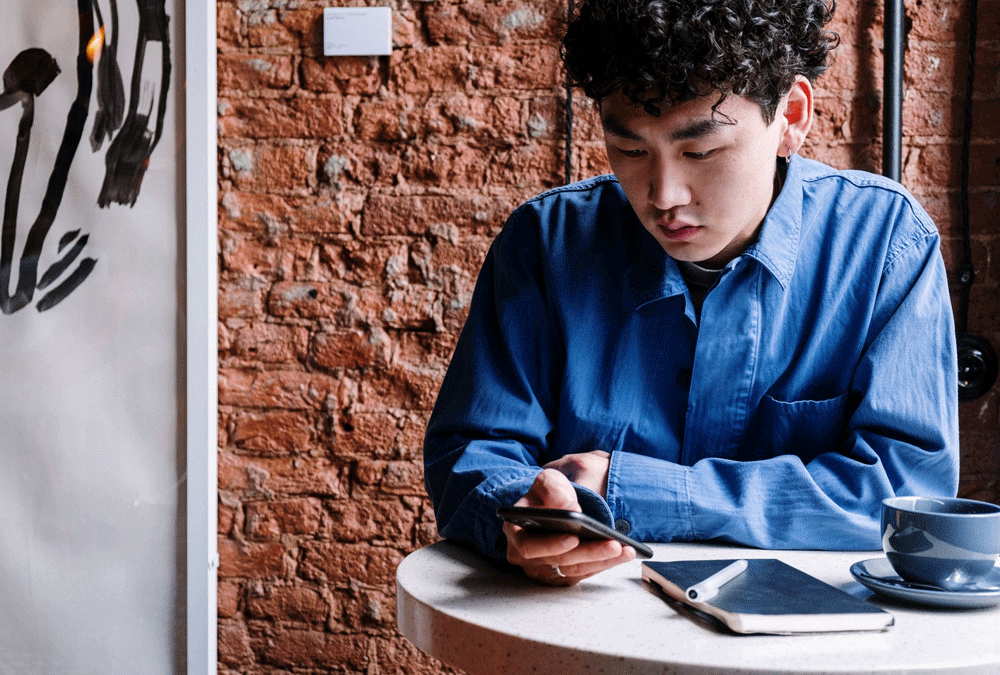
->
[[496, 506, 654, 559]]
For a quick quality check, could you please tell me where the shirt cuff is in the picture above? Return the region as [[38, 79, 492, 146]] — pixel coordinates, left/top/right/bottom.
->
[[573, 484, 615, 527], [605, 450, 692, 541]]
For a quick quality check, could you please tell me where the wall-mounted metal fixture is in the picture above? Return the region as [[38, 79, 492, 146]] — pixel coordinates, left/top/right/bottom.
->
[[883, 0, 997, 400], [954, 0, 998, 401], [883, 0, 903, 182]]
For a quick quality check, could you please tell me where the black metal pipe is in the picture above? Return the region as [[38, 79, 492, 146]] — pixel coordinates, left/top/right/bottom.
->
[[883, 0, 904, 182]]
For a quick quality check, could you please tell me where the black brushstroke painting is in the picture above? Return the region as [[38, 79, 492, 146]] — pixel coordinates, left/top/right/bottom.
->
[[90, 0, 126, 151], [0, 0, 172, 314]]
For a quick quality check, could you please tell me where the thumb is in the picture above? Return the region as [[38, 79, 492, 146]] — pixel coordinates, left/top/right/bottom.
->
[[522, 469, 582, 511]]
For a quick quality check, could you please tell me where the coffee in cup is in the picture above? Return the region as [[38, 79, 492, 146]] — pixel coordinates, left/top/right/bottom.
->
[[882, 496, 1000, 591]]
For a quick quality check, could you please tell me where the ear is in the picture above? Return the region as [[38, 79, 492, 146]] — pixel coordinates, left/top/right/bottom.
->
[[779, 76, 813, 157]]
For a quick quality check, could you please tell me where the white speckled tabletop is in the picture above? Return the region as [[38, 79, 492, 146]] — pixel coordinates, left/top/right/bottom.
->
[[396, 540, 1000, 675]]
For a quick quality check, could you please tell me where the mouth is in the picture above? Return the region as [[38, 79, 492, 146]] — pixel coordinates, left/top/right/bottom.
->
[[656, 220, 700, 242]]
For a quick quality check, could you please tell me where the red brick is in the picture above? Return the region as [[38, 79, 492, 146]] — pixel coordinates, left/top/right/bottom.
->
[[301, 56, 382, 94], [353, 364, 442, 412], [905, 41, 963, 94], [224, 143, 317, 195], [232, 410, 313, 454], [902, 90, 965, 137], [390, 46, 470, 94], [410, 141, 494, 188], [218, 622, 255, 667], [394, 330, 461, 370], [220, 191, 361, 236], [362, 192, 518, 237], [218, 581, 241, 618], [906, 143, 954, 188], [341, 587, 396, 630], [246, 498, 324, 539], [371, 635, 459, 675], [973, 42, 1000, 98], [218, 275, 267, 319], [325, 498, 417, 543], [427, 2, 561, 45], [218, 538, 286, 578], [972, 103, 1000, 153], [218, 53, 294, 90], [246, 6, 316, 50], [335, 409, 431, 461], [569, 96, 605, 143], [316, 239, 405, 286], [265, 280, 339, 320], [218, 368, 337, 410], [226, 322, 310, 364], [312, 328, 392, 370], [490, 142, 563, 190], [298, 542, 404, 586], [246, 584, 328, 623], [264, 629, 368, 669], [219, 499, 237, 535], [351, 96, 414, 142], [575, 144, 614, 179], [218, 96, 344, 139], [353, 459, 425, 497], [219, 451, 349, 499], [470, 44, 562, 90], [908, 0, 973, 39], [217, 4, 242, 47], [219, 231, 312, 280]]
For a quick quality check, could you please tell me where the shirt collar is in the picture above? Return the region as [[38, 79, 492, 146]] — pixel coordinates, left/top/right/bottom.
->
[[624, 218, 688, 311], [741, 155, 805, 289]]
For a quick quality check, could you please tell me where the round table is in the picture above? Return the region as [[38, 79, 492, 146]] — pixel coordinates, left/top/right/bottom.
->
[[396, 540, 1000, 675]]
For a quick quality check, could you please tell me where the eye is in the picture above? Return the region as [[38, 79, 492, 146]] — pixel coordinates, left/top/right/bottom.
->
[[616, 148, 647, 158], [684, 149, 717, 160]]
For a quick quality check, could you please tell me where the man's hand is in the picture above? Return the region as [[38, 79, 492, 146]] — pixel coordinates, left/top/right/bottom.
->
[[503, 464, 634, 586], [543, 450, 611, 498]]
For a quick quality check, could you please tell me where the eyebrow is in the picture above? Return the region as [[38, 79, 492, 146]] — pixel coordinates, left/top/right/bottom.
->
[[601, 114, 726, 143]]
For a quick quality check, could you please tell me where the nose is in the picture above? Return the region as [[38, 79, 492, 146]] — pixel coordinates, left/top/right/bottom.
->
[[648, 157, 691, 211]]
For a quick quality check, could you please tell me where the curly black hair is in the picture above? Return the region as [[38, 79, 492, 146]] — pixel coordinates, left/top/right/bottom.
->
[[561, 0, 839, 122]]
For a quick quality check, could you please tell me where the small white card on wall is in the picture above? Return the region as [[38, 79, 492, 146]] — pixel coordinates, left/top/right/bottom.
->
[[323, 7, 392, 56]]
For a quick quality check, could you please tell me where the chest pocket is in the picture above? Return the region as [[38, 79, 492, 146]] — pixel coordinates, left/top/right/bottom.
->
[[748, 392, 850, 462]]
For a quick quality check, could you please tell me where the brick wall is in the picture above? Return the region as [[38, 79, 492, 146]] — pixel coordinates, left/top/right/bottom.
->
[[215, 0, 999, 672]]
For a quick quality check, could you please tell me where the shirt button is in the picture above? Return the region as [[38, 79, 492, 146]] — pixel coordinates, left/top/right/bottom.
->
[[614, 519, 631, 535], [676, 368, 692, 390]]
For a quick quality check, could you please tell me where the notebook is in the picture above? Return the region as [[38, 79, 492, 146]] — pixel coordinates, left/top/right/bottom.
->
[[642, 558, 894, 635]]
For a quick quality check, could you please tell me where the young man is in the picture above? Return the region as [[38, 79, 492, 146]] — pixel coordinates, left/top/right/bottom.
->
[[423, 0, 959, 586]]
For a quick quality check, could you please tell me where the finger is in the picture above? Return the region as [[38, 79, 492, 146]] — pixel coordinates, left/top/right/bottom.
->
[[520, 468, 580, 511], [523, 547, 636, 587], [554, 538, 626, 567], [529, 537, 626, 568], [504, 526, 579, 565], [521, 562, 577, 587], [543, 450, 610, 472], [509, 535, 625, 569]]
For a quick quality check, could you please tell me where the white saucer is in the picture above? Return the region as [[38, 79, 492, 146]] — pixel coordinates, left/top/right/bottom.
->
[[850, 558, 1000, 609]]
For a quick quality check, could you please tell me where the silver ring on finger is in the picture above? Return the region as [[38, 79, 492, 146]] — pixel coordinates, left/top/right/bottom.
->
[[551, 564, 566, 578]]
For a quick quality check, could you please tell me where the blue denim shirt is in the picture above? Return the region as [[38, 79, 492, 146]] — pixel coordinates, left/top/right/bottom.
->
[[424, 156, 959, 559]]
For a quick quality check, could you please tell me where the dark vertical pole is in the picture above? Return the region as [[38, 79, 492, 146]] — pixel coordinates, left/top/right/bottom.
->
[[565, 0, 575, 185], [883, 0, 904, 182]]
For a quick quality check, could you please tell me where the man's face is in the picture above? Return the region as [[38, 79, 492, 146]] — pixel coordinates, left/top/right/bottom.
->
[[601, 91, 787, 268]]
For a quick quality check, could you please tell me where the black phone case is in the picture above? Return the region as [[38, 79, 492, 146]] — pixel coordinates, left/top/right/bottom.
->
[[497, 506, 654, 558]]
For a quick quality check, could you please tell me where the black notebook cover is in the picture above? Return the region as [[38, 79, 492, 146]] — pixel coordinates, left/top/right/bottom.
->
[[642, 558, 893, 635]]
